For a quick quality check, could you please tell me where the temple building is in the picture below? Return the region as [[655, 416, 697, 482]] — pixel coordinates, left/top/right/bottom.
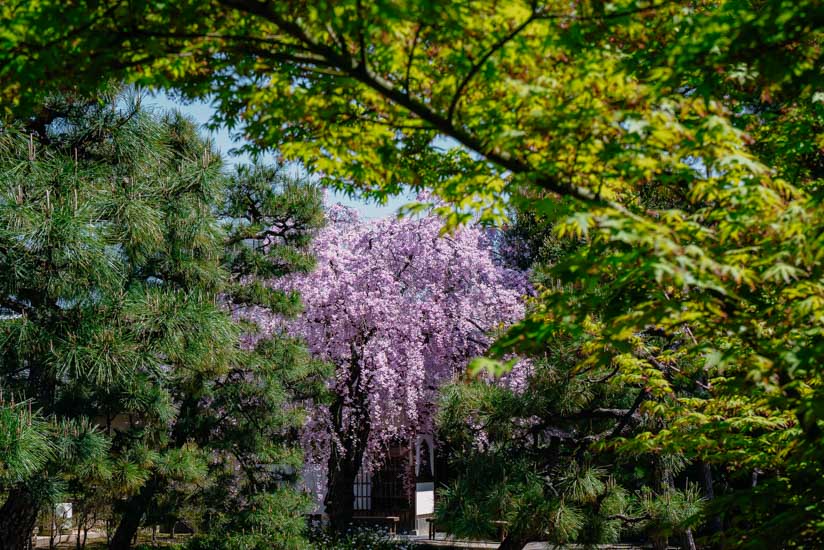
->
[[307, 434, 443, 535]]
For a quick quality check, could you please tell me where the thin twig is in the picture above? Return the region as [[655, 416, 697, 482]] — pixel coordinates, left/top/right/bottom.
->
[[447, 11, 537, 122], [404, 23, 423, 94]]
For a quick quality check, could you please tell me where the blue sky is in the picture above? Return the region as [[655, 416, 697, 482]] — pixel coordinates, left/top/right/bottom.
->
[[145, 93, 411, 219]]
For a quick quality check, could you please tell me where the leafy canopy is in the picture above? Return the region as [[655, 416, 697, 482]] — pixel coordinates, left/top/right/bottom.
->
[[1, 0, 823, 546]]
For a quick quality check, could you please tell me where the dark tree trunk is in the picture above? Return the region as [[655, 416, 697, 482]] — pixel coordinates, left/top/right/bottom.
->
[[498, 533, 528, 550], [324, 389, 370, 531], [652, 455, 673, 550], [109, 387, 196, 550], [109, 502, 142, 550], [324, 340, 373, 531], [0, 361, 51, 550], [0, 485, 40, 550], [109, 479, 157, 550], [702, 462, 723, 535], [325, 454, 360, 530]]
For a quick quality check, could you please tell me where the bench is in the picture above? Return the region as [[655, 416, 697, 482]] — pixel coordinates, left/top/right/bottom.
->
[[423, 515, 436, 540], [491, 520, 509, 541]]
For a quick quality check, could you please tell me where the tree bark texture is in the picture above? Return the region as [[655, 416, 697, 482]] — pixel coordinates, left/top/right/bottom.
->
[[325, 452, 360, 530], [325, 342, 372, 530], [702, 462, 723, 536], [498, 533, 529, 550], [108, 479, 158, 550], [0, 485, 40, 550]]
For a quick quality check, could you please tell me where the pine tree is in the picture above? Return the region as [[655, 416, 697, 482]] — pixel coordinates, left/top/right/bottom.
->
[[0, 88, 326, 550], [4, 3, 824, 545], [437, 340, 703, 549], [178, 163, 330, 550], [435, 204, 704, 549]]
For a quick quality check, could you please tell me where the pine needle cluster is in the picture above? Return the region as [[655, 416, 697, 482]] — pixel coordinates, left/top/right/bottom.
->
[[0, 86, 328, 549]]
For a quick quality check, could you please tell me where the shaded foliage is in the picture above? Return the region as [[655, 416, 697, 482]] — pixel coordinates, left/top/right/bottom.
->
[[0, 88, 327, 549], [1, 0, 824, 546]]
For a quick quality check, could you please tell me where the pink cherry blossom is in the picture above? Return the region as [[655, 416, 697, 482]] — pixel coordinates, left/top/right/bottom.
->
[[275, 206, 529, 499]]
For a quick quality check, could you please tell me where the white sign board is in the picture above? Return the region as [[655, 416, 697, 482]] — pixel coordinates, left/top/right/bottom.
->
[[415, 482, 434, 515]]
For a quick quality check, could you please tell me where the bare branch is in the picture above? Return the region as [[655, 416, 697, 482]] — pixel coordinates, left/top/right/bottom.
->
[[585, 365, 621, 384], [644, 351, 711, 391], [611, 389, 647, 437], [607, 513, 651, 523], [0, 296, 32, 316]]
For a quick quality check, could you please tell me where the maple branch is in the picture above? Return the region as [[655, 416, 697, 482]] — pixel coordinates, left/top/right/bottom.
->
[[585, 365, 621, 384], [442, 0, 676, 127], [447, 11, 538, 122], [325, 23, 348, 54], [220, 0, 603, 207], [14, 3, 120, 53], [120, 29, 310, 51], [228, 43, 340, 69], [338, 111, 434, 130], [356, 0, 368, 71], [611, 389, 647, 437], [404, 23, 423, 94]]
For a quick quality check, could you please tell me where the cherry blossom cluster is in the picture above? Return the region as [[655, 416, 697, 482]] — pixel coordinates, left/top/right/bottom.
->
[[275, 205, 530, 482]]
